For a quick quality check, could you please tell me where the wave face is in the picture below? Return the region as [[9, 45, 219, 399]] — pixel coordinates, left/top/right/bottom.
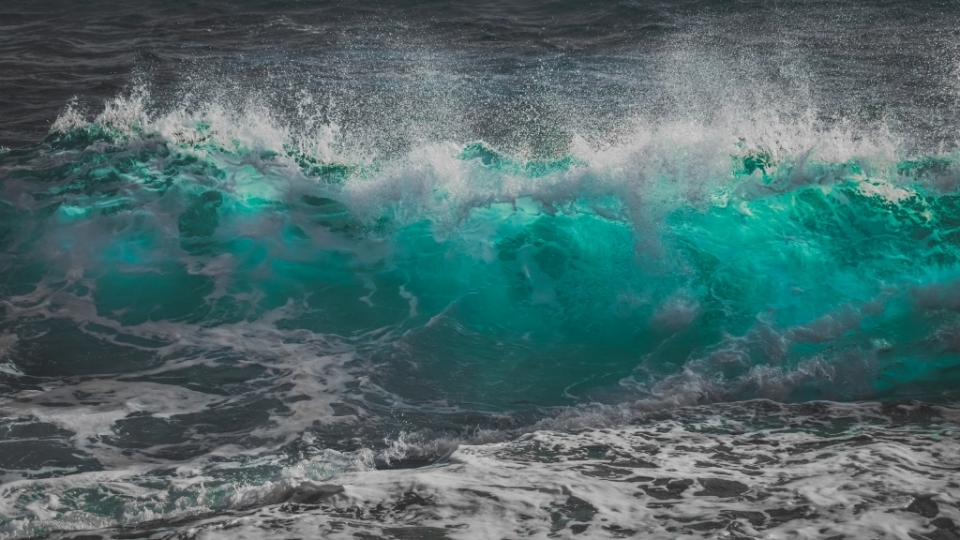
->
[[7, 94, 960, 408], [3, 0, 960, 537]]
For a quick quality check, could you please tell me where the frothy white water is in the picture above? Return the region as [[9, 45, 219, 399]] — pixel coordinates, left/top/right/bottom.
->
[[43, 80, 910, 231], [32, 400, 960, 540]]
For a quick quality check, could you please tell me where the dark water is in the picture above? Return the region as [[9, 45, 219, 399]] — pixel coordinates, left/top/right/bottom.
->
[[2, 1, 960, 538]]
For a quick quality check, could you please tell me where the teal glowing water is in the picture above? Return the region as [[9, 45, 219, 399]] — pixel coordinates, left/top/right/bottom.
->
[[4, 100, 960, 414]]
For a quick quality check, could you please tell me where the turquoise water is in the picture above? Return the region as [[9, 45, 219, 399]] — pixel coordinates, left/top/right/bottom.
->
[[4, 101, 960, 415]]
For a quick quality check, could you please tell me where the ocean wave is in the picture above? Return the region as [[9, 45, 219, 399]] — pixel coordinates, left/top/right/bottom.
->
[[3, 87, 960, 536]]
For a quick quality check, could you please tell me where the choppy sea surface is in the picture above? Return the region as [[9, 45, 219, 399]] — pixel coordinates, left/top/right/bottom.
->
[[3, 1, 960, 538]]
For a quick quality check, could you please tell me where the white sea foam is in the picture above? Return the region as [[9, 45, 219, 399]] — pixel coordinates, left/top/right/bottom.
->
[[22, 401, 959, 540], [40, 77, 916, 236]]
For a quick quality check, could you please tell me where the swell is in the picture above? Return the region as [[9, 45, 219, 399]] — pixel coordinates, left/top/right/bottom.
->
[[2, 91, 960, 411]]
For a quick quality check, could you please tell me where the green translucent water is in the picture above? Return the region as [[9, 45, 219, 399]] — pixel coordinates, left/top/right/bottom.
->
[[4, 120, 960, 413]]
